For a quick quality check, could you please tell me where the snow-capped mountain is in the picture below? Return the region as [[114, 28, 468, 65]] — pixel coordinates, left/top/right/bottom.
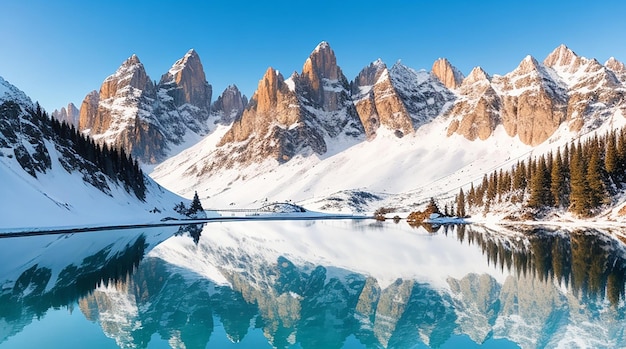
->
[[78, 50, 229, 164], [0, 76, 184, 230], [352, 59, 455, 138], [214, 41, 364, 168], [152, 43, 626, 212]]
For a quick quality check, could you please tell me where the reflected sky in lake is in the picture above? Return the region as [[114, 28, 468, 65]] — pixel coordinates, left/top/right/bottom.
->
[[1, 221, 626, 348]]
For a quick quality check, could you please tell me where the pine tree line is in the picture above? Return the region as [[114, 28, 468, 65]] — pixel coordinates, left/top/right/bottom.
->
[[36, 105, 147, 200], [454, 129, 626, 218]]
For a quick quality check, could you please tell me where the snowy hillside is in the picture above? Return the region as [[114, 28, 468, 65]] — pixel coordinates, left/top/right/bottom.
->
[[0, 76, 185, 231], [154, 111, 623, 213]]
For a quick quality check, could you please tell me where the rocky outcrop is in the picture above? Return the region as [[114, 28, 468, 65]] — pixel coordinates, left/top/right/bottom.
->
[[605, 57, 626, 83], [78, 90, 99, 131], [389, 62, 455, 131], [497, 56, 568, 146], [153, 49, 213, 145], [52, 103, 79, 127], [446, 67, 501, 141], [78, 54, 163, 162], [217, 67, 322, 165], [215, 42, 363, 166], [544, 45, 625, 133], [210, 85, 247, 124], [78, 50, 214, 163], [294, 42, 364, 139], [159, 49, 211, 109], [352, 60, 413, 138], [446, 44, 626, 146], [353, 60, 455, 139], [432, 58, 464, 90]]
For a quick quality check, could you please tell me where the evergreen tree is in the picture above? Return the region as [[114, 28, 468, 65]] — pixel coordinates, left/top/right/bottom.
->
[[550, 149, 567, 208], [605, 130, 619, 188], [512, 160, 527, 192], [486, 171, 498, 202], [569, 141, 590, 216], [586, 140, 607, 210], [528, 155, 551, 208], [468, 183, 476, 209], [426, 197, 440, 214], [617, 129, 626, 178], [457, 188, 466, 217], [188, 191, 204, 216]]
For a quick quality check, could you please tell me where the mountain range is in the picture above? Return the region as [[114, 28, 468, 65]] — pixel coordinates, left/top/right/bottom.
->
[[11, 40, 626, 216], [147, 42, 626, 213]]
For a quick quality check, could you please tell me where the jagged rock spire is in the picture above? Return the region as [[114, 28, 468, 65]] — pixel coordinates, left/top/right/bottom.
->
[[431, 58, 464, 89]]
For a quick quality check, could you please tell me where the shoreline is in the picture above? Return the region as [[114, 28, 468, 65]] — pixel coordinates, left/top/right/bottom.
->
[[0, 213, 372, 238]]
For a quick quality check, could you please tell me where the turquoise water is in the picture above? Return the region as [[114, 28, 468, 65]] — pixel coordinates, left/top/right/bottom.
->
[[1, 222, 625, 348]]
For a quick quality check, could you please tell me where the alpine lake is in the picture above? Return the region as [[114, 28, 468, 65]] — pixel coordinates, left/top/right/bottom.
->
[[1, 219, 626, 349]]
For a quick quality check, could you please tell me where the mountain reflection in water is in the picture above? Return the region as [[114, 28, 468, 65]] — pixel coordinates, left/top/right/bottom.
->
[[1, 221, 626, 348]]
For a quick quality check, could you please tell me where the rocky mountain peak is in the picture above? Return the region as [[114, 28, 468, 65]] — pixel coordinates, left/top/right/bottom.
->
[[211, 84, 248, 124], [159, 49, 211, 109], [0, 76, 33, 108], [605, 57, 626, 82], [78, 50, 217, 165], [605, 57, 626, 73], [431, 58, 464, 89], [78, 90, 99, 131], [52, 102, 80, 126], [302, 41, 343, 87], [99, 54, 152, 101], [462, 67, 491, 86], [255, 67, 289, 114], [516, 55, 541, 73], [543, 44, 579, 68], [352, 59, 388, 94]]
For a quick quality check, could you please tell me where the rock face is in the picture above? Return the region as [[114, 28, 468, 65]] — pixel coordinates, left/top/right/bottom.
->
[[446, 67, 500, 141], [78, 90, 99, 131], [432, 58, 464, 90], [159, 49, 211, 109], [605, 57, 626, 83], [216, 42, 363, 166], [154, 49, 213, 143], [78, 50, 214, 164], [52, 103, 79, 127], [496, 56, 568, 146], [352, 60, 455, 139], [543, 45, 626, 133], [210, 85, 248, 124]]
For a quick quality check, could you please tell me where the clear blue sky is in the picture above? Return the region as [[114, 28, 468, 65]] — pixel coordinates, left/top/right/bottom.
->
[[2, 0, 626, 112]]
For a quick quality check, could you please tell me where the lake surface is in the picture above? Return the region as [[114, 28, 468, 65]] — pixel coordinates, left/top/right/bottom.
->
[[1, 220, 626, 348]]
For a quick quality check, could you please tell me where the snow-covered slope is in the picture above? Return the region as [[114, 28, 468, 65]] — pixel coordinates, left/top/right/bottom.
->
[[0, 76, 185, 231]]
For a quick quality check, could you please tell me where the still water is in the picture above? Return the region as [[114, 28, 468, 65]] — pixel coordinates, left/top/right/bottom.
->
[[1, 220, 625, 348]]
